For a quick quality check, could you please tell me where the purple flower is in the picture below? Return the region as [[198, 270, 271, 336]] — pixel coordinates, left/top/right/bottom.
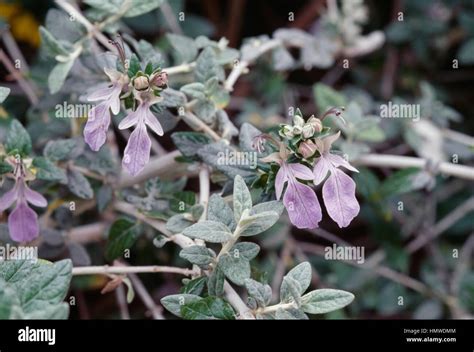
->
[[275, 162, 322, 229], [84, 68, 127, 151], [119, 97, 163, 176], [313, 132, 360, 228], [0, 177, 47, 242]]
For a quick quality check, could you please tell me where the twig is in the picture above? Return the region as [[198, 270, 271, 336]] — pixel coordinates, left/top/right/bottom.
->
[[198, 165, 210, 221], [406, 197, 474, 253], [72, 265, 196, 276], [0, 49, 38, 105], [354, 154, 474, 181], [115, 284, 130, 319], [55, 0, 116, 52], [159, 1, 183, 35], [271, 239, 293, 299], [68, 222, 107, 244], [183, 111, 221, 141], [128, 272, 164, 319], [2, 28, 30, 73]]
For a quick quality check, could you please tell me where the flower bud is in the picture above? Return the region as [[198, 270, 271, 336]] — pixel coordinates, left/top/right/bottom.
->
[[308, 115, 323, 133], [150, 71, 168, 88], [292, 125, 302, 135], [133, 76, 149, 91], [280, 125, 294, 138], [302, 123, 315, 139], [292, 114, 305, 127], [298, 140, 317, 158]]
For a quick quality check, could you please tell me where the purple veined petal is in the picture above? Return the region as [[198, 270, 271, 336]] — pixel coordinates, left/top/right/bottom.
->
[[313, 156, 331, 185], [84, 101, 111, 151], [0, 183, 18, 212], [283, 180, 322, 229], [275, 166, 288, 200], [23, 183, 47, 208], [8, 202, 40, 242], [322, 168, 360, 228], [108, 84, 122, 115], [118, 106, 143, 130], [287, 163, 314, 181], [144, 107, 164, 136], [122, 121, 151, 176], [326, 153, 359, 173], [87, 84, 115, 102]]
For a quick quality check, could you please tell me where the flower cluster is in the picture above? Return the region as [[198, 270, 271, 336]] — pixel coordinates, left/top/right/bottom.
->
[[83, 50, 168, 176], [258, 108, 359, 229], [0, 159, 47, 242]]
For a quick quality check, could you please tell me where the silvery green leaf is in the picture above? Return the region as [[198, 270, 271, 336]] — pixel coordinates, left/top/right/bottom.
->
[[193, 100, 216, 124], [0, 87, 10, 103], [231, 242, 260, 261], [0, 279, 21, 319], [282, 262, 312, 295], [246, 297, 258, 310], [106, 218, 141, 261], [160, 88, 187, 108], [250, 201, 284, 217], [181, 296, 235, 320], [240, 35, 271, 62], [218, 253, 250, 286], [179, 245, 215, 266], [161, 294, 202, 318], [125, 0, 164, 17], [44, 138, 83, 161], [205, 76, 219, 95], [48, 59, 75, 94], [181, 277, 206, 296], [24, 302, 69, 319], [166, 214, 194, 233], [216, 109, 238, 139], [239, 122, 263, 153], [67, 242, 91, 266], [207, 194, 236, 231], [167, 33, 198, 63], [207, 267, 225, 297], [244, 278, 272, 307], [6, 120, 32, 156], [313, 83, 346, 114], [39, 26, 70, 57], [195, 46, 219, 83], [272, 46, 295, 71], [280, 277, 302, 307], [153, 235, 169, 248], [97, 184, 113, 212], [171, 131, 212, 158], [18, 260, 72, 312], [180, 82, 206, 100], [182, 221, 232, 243], [275, 307, 308, 320], [233, 175, 252, 222], [67, 168, 93, 199], [33, 157, 67, 183], [301, 289, 354, 314], [190, 204, 204, 221], [45, 9, 85, 42], [216, 47, 239, 65], [238, 211, 279, 237], [197, 142, 257, 179]]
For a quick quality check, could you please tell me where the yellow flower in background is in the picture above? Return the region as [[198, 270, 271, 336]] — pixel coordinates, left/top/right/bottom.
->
[[0, 2, 40, 47]]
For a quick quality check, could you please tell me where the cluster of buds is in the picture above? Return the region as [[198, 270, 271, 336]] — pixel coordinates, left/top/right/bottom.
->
[[279, 107, 345, 159], [131, 70, 168, 94]]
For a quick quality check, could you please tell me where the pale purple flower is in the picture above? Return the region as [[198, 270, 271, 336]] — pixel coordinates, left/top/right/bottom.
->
[[119, 95, 164, 176], [275, 162, 322, 229], [313, 131, 360, 228], [84, 68, 127, 151], [0, 177, 47, 242]]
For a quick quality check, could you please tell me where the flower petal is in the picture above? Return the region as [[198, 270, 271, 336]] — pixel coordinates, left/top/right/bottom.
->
[[288, 163, 314, 181], [122, 122, 151, 176], [313, 156, 331, 185], [8, 202, 40, 242], [275, 166, 288, 200], [87, 85, 115, 102], [118, 107, 142, 130], [145, 108, 164, 136], [322, 168, 360, 228], [283, 180, 322, 229], [24, 184, 48, 208], [0, 185, 18, 212], [326, 153, 359, 173], [109, 84, 122, 115], [84, 101, 111, 151]]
